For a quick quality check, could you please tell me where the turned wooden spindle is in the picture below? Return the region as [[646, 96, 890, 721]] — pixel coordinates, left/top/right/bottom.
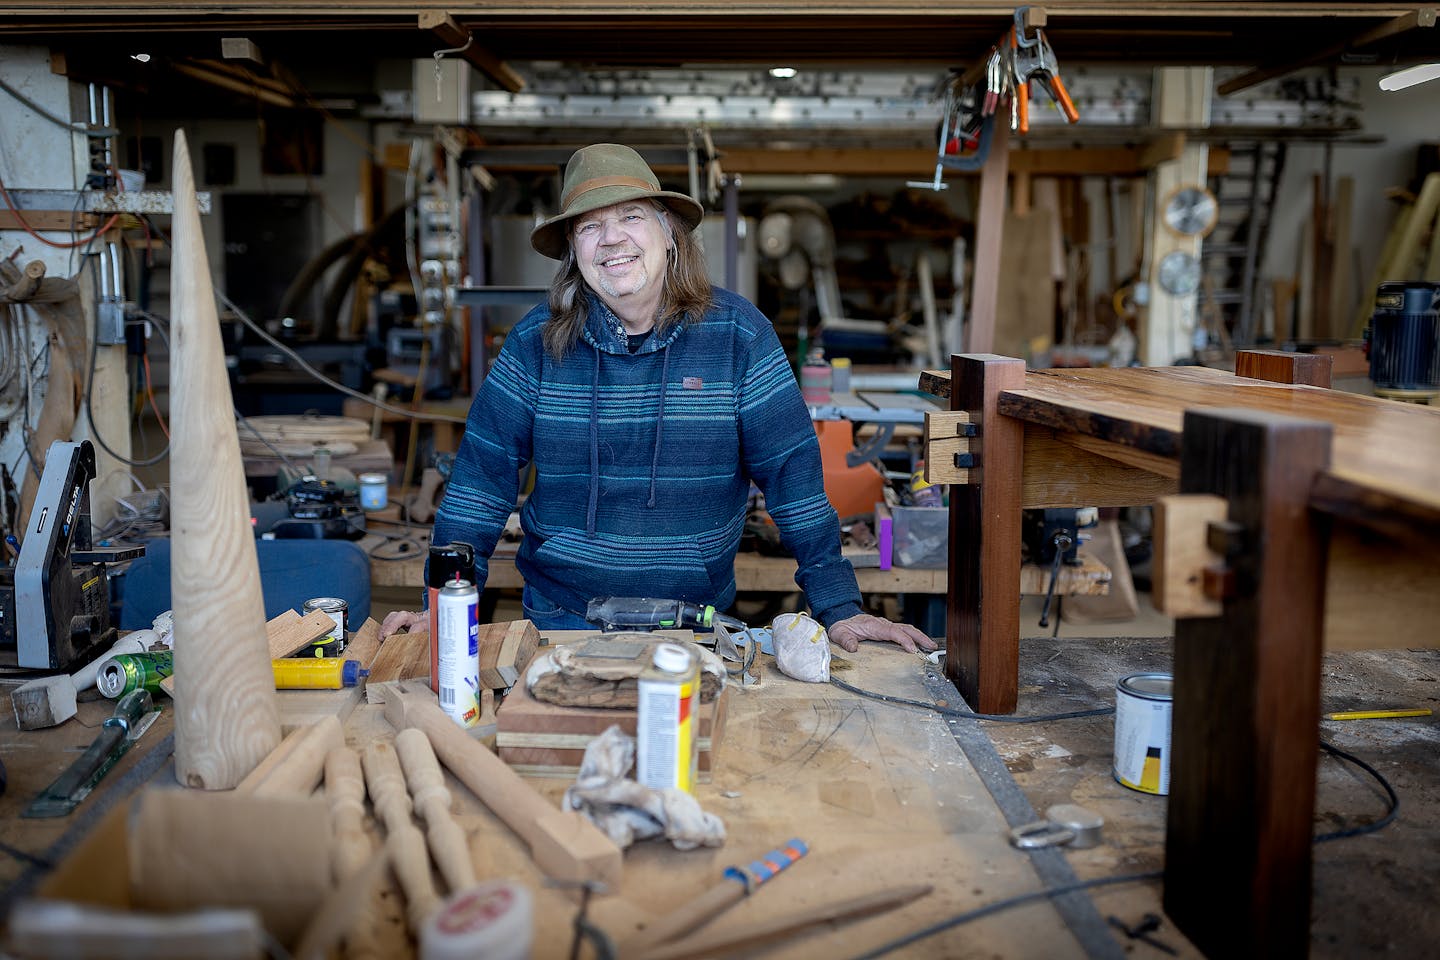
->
[[362, 740, 440, 931], [396, 727, 478, 892], [325, 746, 371, 882], [169, 128, 281, 789]]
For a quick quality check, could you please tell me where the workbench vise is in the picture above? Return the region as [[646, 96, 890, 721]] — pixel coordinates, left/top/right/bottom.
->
[[0, 440, 145, 671]]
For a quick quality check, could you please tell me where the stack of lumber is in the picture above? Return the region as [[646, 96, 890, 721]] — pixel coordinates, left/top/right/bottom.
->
[[237, 414, 393, 478]]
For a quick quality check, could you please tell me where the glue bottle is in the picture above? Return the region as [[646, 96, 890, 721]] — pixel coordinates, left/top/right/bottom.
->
[[636, 643, 700, 794]]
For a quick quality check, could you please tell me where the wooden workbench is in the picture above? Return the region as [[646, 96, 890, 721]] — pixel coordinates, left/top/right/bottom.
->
[[368, 535, 952, 596], [920, 350, 1440, 959], [1, 644, 1159, 958]]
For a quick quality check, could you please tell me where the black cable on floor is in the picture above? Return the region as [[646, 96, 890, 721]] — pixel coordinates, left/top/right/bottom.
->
[[828, 675, 1114, 723], [846, 870, 1165, 960], [0, 839, 53, 871], [1314, 738, 1401, 842]]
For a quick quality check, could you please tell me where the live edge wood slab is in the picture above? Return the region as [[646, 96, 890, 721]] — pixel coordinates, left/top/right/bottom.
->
[[919, 352, 1440, 959]]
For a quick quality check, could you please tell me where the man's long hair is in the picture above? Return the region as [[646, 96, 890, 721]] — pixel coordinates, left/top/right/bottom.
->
[[542, 202, 713, 359]]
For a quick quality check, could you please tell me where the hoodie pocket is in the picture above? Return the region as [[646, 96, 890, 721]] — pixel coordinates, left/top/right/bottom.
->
[[529, 526, 721, 601]]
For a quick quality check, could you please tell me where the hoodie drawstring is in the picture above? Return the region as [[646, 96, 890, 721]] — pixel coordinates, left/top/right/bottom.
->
[[648, 343, 671, 508], [585, 350, 601, 535]]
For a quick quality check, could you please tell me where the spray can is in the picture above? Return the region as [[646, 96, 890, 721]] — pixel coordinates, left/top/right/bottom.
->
[[437, 578, 481, 729], [302, 597, 349, 657], [96, 651, 174, 699], [636, 643, 700, 794], [272, 658, 368, 689], [428, 542, 477, 694]]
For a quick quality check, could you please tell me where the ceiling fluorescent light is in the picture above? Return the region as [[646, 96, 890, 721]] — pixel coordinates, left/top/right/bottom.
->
[[769, 66, 797, 79], [1379, 62, 1440, 91]]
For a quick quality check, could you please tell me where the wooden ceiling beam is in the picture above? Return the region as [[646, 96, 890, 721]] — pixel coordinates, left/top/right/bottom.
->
[[418, 10, 526, 93], [1217, 6, 1438, 95]]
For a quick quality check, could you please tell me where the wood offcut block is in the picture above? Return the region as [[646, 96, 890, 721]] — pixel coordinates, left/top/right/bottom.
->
[[478, 620, 540, 689], [1152, 494, 1228, 617], [1235, 349, 1333, 388], [12, 675, 77, 730], [266, 609, 338, 660], [496, 678, 728, 779], [365, 631, 431, 700], [923, 409, 976, 484]]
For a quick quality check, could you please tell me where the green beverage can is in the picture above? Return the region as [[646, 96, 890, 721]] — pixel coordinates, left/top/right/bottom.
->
[[96, 651, 174, 699]]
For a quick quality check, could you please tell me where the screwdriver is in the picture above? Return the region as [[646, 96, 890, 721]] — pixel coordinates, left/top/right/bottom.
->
[[585, 596, 744, 632]]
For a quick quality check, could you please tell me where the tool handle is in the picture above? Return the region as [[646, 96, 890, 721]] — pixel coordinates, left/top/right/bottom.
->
[[585, 596, 711, 631], [723, 838, 809, 889], [1016, 81, 1030, 134], [1049, 73, 1080, 123]]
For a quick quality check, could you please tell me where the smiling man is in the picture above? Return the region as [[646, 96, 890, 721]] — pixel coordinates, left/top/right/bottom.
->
[[428, 143, 934, 654]]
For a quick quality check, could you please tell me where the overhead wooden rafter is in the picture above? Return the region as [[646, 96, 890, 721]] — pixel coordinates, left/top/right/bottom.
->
[[418, 11, 526, 94], [1218, 6, 1438, 95]]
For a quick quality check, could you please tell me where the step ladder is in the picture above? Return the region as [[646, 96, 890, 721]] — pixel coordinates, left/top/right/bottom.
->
[[1202, 140, 1287, 346]]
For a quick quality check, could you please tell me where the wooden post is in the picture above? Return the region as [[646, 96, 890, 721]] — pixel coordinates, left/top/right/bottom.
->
[[1234, 349, 1333, 388], [945, 354, 1025, 713], [1164, 408, 1332, 959], [965, 121, 1010, 353], [169, 129, 282, 789]]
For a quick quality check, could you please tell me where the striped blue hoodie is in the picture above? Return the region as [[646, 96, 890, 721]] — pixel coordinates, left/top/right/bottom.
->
[[431, 286, 863, 628]]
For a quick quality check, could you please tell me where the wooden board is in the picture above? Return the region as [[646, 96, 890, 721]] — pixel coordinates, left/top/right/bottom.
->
[[478, 620, 540, 689], [344, 617, 383, 669], [495, 677, 728, 779], [365, 631, 430, 693], [267, 609, 337, 660], [920, 365, 1440, 529]]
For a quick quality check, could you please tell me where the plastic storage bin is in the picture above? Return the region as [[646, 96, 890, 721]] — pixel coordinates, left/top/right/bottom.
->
[[891, 505, 948, 568]]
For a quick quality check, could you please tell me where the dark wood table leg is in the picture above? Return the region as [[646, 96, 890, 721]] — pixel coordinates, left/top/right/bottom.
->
[[945, 354, 1025, 714], [1235, 349, 1334, 387], [1165, 408, 1333, 959]]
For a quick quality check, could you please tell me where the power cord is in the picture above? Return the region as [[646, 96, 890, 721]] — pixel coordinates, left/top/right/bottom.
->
[[831, 678, 1404, 958]]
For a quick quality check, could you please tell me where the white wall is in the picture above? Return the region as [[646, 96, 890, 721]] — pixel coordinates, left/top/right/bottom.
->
[[1262, 67, 1440, 331]]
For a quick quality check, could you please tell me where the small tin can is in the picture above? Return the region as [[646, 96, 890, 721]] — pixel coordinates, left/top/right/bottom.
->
[[302, 597, 348, 658], [358, 472, 389, 511], [97, 651, 174, 699], [636, 642, 701, 794], [436, 579, 480, 728], [1114, 673, 1173, 795]]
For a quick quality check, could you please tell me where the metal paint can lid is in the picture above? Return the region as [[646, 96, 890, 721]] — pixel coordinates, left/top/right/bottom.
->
[[1118, 672, 1172, 701], [304, 597, 348, 614]]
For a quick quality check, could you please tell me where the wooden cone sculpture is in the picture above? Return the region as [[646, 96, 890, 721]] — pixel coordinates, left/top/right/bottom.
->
[[169, 129, 282, 788]]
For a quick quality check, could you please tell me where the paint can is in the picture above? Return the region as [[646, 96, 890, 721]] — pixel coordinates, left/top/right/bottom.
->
[[800, 359, 832, 403], [636, 642, 700, 794], [427, 542, 476, 693], [358, 472, 389, 511], [1113, 672, 1173, 795], [436, 579, 480, 729], [302, 597, 349, 657], [96, 651, 174, 699]]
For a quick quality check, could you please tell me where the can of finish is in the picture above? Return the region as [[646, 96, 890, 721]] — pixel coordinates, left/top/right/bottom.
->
[[1113, 673, 1173, 795], [436, 578, 480, 728], [637, 643, 701, 794], [97, 651, 174, 699], [302, 597, 349, 657], [428, 542, 476, 693]]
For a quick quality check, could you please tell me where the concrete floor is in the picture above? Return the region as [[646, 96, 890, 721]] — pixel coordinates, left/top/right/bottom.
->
[[985, 596, 1439, 959]]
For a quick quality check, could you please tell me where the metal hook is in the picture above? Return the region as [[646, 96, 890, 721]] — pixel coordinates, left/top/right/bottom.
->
[[433, 35, 474, 101]]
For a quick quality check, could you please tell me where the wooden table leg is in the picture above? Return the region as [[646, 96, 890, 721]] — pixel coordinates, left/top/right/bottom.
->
[[945, 354, 1025, 713], [1235, 349, 1333, 387], [1165, 408, 1332, 959]]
